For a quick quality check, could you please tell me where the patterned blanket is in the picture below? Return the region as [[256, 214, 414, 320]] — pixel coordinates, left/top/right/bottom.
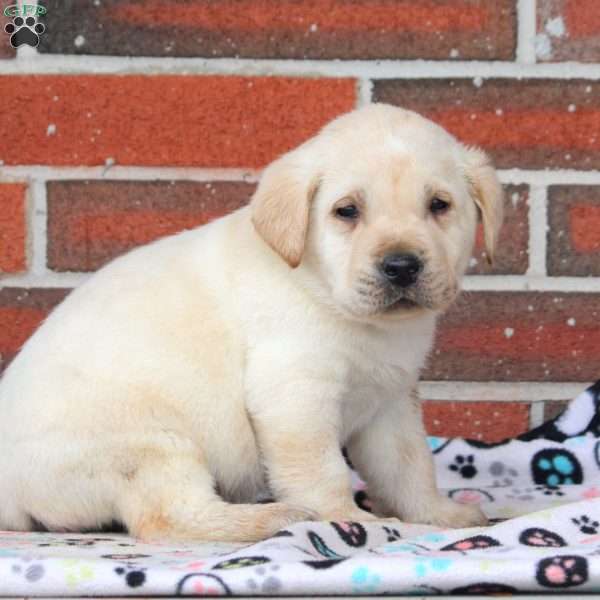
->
[[1, 381, 600, 596]]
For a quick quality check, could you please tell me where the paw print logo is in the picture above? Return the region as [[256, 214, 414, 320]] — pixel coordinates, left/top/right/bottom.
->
[[573, 515, 600, 535], [449, 454, 477, 479], [4, 16, 45, 48]]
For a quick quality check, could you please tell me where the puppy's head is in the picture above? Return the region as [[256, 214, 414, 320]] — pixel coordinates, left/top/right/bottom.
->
[[251, 104, 503, 322]]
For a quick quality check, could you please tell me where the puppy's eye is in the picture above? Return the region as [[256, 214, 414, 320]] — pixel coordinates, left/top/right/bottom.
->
[[335, 204, 360, 220], [430, 197, 450, 215]]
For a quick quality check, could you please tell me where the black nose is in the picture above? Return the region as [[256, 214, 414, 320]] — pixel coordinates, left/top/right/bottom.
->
[[380, 253, 422, 287]]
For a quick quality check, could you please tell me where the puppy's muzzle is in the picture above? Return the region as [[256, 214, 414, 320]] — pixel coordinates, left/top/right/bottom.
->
[[379, 253, 423, 288]]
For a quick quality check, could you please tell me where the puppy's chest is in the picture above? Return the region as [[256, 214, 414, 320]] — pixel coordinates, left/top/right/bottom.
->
[[340, 359, 412, 442]]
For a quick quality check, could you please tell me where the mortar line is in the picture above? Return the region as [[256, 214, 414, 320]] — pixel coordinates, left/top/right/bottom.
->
[[30, 179, 47, 276], [517, 0, 537, 64], [529, 401, 546, 428], [356, 79, 373, 108], [3, 166, 600, 185], [420, 381, 587, 402], [526, 185, 548, 277], [1, 56, 600, 79]]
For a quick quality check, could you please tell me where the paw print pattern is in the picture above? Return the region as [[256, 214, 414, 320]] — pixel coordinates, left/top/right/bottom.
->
[[489, 460, 519, 486], [11, 560, 45, 583], [351, 565, 382, 594], [383, 526, 402, 542], [307, 531, 345, 559], [213, 556, 271, 570], [531, 448, 583, 486], [449, 454, 477, 479], [536, 485, 565, 497], [175, 573, 231, 596], [303, 557, 346, 569], [246, 564, 282, 594], [38, 536, 131, 548], [331, 521, 368, 547], [536, 555, 588, 588], [506, 487, 537, 501], [573, 515, 600, 535], [114, 566, 146, 588], [4, 16, 45, 48], [519, 528, 567, 547], [448, 488, 494, 504], [441, 535, 501, 552]]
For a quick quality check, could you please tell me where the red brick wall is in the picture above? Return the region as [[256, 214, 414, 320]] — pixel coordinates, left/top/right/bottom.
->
[[1, 0, 599, 442]]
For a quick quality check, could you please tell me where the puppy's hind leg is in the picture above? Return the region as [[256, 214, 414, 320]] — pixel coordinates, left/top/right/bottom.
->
[[118, 450, 316, 543]]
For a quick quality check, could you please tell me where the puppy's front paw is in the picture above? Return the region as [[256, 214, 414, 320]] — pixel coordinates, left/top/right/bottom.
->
[[407, 497, 488, 528]]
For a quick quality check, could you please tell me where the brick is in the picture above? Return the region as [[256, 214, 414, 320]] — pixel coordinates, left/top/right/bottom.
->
[[543, 400, 569, 421], [0, 288, 70, 373], [0, 11, 16, 58], [423, 401, 530, 442], [47, 180, 255, 272], [373, 80, 600, 170], [0, 183, 27, 273], [424, 292, 600, 382], [468, 185, 529, 275], [37, 0, 516, 61], [0, 75, 355, 168], [547, 186, 600, 276], [537, 0, 600, 62]]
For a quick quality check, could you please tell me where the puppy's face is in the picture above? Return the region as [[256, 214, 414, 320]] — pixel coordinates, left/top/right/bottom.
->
[[252, 105, 503, 323]]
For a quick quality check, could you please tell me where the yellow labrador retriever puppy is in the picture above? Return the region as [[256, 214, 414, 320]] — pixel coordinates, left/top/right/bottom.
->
[[0, 104, 501, 542]]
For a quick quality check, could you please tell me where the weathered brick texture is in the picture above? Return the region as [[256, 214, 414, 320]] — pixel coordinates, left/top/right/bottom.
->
[[1, 2, 599, 438], [547, 186, 600, 276], [47, 180, 256, 272], [38, 0, 516, 60], [423, 401, 530, 442], [0, 288, 70, 373], [0, 183, 27, 274], [373, 79, 600, 170], [0, 75, 355, 167], [425, 292, 600, 382], [537, 0, 600, 62], [45, 180, 530, 274], [544, 400, 569, 421]]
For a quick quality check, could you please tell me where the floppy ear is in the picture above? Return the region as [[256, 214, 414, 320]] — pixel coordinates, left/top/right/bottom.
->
[[251, 146, 320, 268], [463, 147, 504, 265]]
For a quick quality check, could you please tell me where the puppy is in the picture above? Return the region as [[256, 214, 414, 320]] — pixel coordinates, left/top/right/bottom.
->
[[0, 104, 501, 542]]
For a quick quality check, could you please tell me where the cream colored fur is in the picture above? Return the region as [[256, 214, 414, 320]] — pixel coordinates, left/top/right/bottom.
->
[[0, 104, 503, 542]]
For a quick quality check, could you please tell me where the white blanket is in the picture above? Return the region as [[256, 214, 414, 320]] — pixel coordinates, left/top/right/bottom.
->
[[2, 380, 600, 596]]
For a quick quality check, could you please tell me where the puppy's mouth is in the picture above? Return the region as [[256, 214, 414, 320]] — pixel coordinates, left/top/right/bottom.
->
[[354, 272, 444, 317], [384, 296, 420, 312]]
